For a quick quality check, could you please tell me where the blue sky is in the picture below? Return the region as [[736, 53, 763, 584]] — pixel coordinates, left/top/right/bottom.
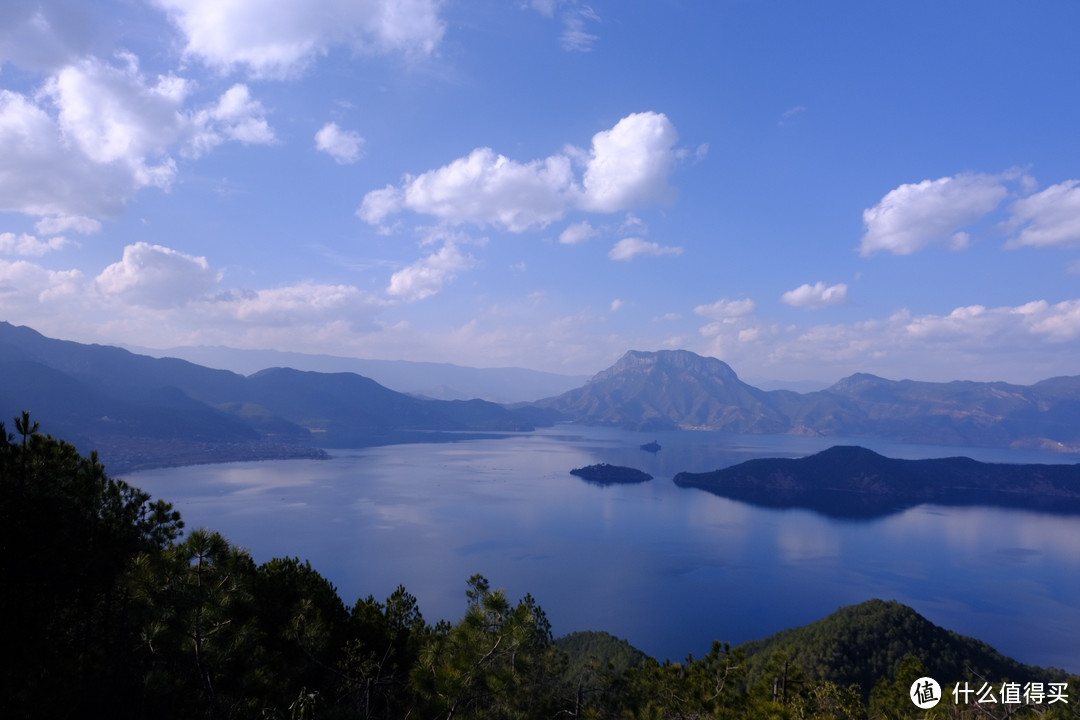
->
[[2, 1, 1079, 385]]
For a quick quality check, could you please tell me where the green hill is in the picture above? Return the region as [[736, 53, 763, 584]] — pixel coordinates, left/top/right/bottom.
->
[[738, 599, 1073, 697]]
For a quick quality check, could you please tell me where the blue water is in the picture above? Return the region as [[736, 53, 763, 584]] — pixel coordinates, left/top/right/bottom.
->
[[126, 426, 1080, 672]]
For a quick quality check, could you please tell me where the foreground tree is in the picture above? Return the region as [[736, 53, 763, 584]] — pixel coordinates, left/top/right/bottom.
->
[[0, 412, 183, 719]]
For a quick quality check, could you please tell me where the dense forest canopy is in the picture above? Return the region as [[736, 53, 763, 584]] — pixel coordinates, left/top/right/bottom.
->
[[2, 413, 1076, 719]]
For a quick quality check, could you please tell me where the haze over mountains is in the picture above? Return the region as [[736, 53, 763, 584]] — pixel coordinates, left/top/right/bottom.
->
[[4, 323, 1080, 472], [127, 344, 589, 404], [0, 322, 546, 471], [538, 349, 1080, 452]]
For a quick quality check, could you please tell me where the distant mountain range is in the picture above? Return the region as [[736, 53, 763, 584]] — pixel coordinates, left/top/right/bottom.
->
[[0, 322, 549, 472], [6, 324, 1080, 472], [127, 344, 589, 403], [674, 445, 1080, 518], [535, 349, 1080, 452]]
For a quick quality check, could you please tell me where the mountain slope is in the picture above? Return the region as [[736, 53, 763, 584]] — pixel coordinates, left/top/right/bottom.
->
[[535, 349, 1080, 451], [536, 349, 792, 432], [130, 344, 590, 403], [738, 599, 1073, 696], [0, 322, 542, 470]]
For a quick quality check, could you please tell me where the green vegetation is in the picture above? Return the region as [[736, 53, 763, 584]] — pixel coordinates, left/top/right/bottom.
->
[[3, 414, 1077, 719]]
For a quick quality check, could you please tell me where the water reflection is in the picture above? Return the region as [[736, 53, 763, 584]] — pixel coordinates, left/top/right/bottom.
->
[[127, 425, 1080, 673]]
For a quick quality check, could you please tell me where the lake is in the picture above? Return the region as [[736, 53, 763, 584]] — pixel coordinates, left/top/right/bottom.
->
[[126, 425, 1080, 673]]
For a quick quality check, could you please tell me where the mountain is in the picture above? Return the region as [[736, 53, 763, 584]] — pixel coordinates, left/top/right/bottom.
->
[[535, 349, 1080, 451], [738, 599, 1074, 698], [535, 349, 793, 432], [673, 445, 1080, 518], [128, 344, 590, 403], [0, 322, 545, 472]]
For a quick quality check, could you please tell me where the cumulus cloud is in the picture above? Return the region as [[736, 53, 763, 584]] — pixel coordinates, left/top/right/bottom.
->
[[781, 281, 848, 309], [559, 220, 597, 245], [0, 88, 132, 218], [1006, 180, 1080, 248], [360, 112, 681, 232], [188, 84, 275, 156], [0, 55, 274, 222], [35, 215, 102, 235], [388, 148, 576, 232], [581, 112, 678, 212], [315, 122, 365, 164], [0, 232, 70, 256], [96, 242, 221, 308], [43, 55, 186, 189], [860, 173, 1008, 256], [0, 258, 85, 310], [608, 237, 682, 261], [694, 298, 756, 320], [387, 242, 474, 301], [154, 0, 445, 77]]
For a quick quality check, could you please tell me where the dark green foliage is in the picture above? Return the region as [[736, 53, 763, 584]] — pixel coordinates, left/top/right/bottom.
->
[[738, 599, 1069, 699], [0, 412, 183, 719], [555, 629, 649, 686]]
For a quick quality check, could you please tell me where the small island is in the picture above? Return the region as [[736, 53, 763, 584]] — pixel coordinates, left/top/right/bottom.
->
[[640, 440, 662, 453], [570, 463, 653, 484], [673, 445, 1080, 519]]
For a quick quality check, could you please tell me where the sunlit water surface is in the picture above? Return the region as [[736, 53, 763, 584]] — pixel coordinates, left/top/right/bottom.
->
[[127, 426, 1080, 672]]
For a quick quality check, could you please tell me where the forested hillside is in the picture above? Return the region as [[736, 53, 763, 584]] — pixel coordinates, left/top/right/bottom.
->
[[3, 414, 1076, 719]]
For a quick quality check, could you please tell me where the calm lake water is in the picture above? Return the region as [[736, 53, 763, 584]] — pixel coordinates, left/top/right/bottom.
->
[[127, 425, 1080, 673]]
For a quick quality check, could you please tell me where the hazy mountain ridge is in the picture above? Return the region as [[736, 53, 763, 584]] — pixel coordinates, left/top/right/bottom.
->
[[0, 322, 545, 471], [536, 349, 1080, 452], [129, 343, 590, 403]]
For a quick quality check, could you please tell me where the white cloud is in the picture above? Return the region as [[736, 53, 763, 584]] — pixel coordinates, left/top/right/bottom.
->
[[188, 84, 275, 156], [357, 185, 405, 226], [0, 55, 274, 223], [610, 298, 624, 312], [694, 298, 756, 320], [0, 0, 98, 71], [860, 173, 1008, 256], [608, 237, 682, 261], [44, 55, 185, 189], [0, 232, 70, 256], [781, 281, 848, 309], [560, 5, 600, 52], [1006, 180, 1080, 248], [0, 88, 131, 218], [359, 111, 681, 231], [34, 215, 102, 235], [526, 1, 600, 52], [395, 148, 576, 232], [315, 121, 365, 164], [207, 283, 379, 325], [559, 220, 597, 245], [581, 112, 678, 212], [0, 258, 85, 311], [387, 242, 474, 301], [154, 0, 445, 78], [96, 242, 220, 308], [779, 105, 805, 125]]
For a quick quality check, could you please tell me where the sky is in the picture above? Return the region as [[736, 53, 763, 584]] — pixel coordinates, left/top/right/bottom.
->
[[2, 1, 1079, 386]]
